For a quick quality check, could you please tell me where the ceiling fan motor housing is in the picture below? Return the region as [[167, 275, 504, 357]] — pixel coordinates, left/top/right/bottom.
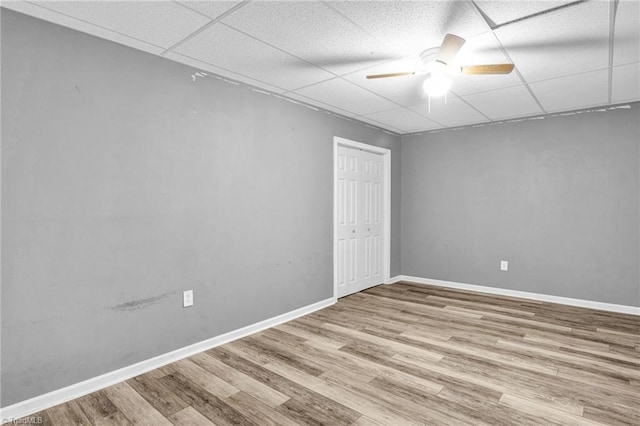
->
[[419, 47, 441, 66]]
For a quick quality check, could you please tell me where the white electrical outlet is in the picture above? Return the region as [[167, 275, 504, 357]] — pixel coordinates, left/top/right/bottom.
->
[[183, 290, 193, 307], [500, 260, 508, 271]]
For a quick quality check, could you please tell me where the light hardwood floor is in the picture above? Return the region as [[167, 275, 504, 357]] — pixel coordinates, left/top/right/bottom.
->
[[16, 282, 640, 425]]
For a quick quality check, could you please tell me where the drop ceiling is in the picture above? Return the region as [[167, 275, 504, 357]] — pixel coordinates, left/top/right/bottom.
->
[[3, 0, 639, 135]]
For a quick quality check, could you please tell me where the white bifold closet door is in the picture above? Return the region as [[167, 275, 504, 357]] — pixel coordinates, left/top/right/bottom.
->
[[336, 145, 384, 298]]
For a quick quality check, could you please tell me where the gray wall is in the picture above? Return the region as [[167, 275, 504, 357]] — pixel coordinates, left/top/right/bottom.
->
[[401, 104, 640, 307], [0, 9, 400, 406]]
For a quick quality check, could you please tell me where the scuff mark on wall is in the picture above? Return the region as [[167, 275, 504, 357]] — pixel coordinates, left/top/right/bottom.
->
[[183, 67, 398, 135], [109, 291, 175, 312], [191, 71, 208, 82]]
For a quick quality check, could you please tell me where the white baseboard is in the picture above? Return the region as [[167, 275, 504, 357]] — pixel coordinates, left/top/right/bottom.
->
[[388, 275, 640, 316], [0, 296, 336, 422]]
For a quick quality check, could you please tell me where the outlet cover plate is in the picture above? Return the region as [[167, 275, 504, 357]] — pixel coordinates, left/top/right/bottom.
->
[[500, 260, 508, 271], [183, 290, 193, 307]]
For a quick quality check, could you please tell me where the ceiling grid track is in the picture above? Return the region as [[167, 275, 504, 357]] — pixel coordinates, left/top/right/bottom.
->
[[402, 105, 447, 127], [160, 1, 251, 56], [320, 0, 388, 52], [215, 22, 345, 80], [489, 0, 590, 30], [449, 90, 494, 122], [607, 0, 620, 104], [284, 73, 448, 127], [469, 0, 548, 115], [491, 32, 547, 114], [345, 77, 444, 119]]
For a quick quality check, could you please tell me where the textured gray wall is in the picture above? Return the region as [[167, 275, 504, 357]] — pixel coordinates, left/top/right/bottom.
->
[[401, 104, 640, 307], [0, 9, 400, 406]]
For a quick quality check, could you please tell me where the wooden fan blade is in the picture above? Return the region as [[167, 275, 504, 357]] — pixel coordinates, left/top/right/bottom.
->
[[366, 71, 416, 79], [461, 64, 515, 75], [436, 33, 465, 64]]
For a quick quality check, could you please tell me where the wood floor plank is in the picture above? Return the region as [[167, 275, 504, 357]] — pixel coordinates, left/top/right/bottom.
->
[[368, 375, 496, 424], [323, 369, 486, 426], [166, 406, 216, 426], [189, 352, 290, 407], [349, 415, 388, 426], [93, 411, 133, 426], [163, 358, 239, 399], [24, 281, 640, 426], [102, 382, 172, 426], [276, 322, 347, 349], [264, 360, 420, 425], [253, 328, 380, 383], [583, 404, 640, 426], [223, 391, 299, 426], [434, 354, 587, 416], [321, 322, 444, 363], [495, 338, 640, 381], [75, 390, 119, 423], [127, 374, 188, 417], [275, 397, 350, 426], [158, 372, 256, 426], [398, 330, 560, 375], [207, 347, 361, 424], [236, 335, 326, 376], [46, 400, 92, 426], [498, 394, 600, 426]]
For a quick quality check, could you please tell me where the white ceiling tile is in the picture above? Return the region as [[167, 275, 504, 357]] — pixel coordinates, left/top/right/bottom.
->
[[475, 1, 575, 26], [452, 72, 522, 97], [463, 85, 543, 120], [326, 1, 488, 56], [283, 93, 359, 117], [29, 0, 210, 49], [454, 31, 507, 65], [611, 61, 640, 103], [221, 1, 396, 75], [176, 1, 243, 20], [174, 24, 334, 91], [361, 107, 442, 133], [529, 68, 609, 112], [409, 96, 488, 127], [613, 0, 640, 66], [1, 1, 164, 55], [294, 78, 398, 116], [164, 52, 286, 94], [495, 1, 610, 82]]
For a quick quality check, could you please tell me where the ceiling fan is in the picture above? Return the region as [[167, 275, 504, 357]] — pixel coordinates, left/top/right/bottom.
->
[[366, 34, 515, 97]]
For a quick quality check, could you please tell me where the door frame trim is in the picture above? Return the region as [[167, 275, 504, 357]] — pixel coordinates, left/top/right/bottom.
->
[[333, 136, 391, 299]]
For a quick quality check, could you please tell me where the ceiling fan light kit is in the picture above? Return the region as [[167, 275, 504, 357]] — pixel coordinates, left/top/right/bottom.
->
[[423, 75, 452, 97]]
